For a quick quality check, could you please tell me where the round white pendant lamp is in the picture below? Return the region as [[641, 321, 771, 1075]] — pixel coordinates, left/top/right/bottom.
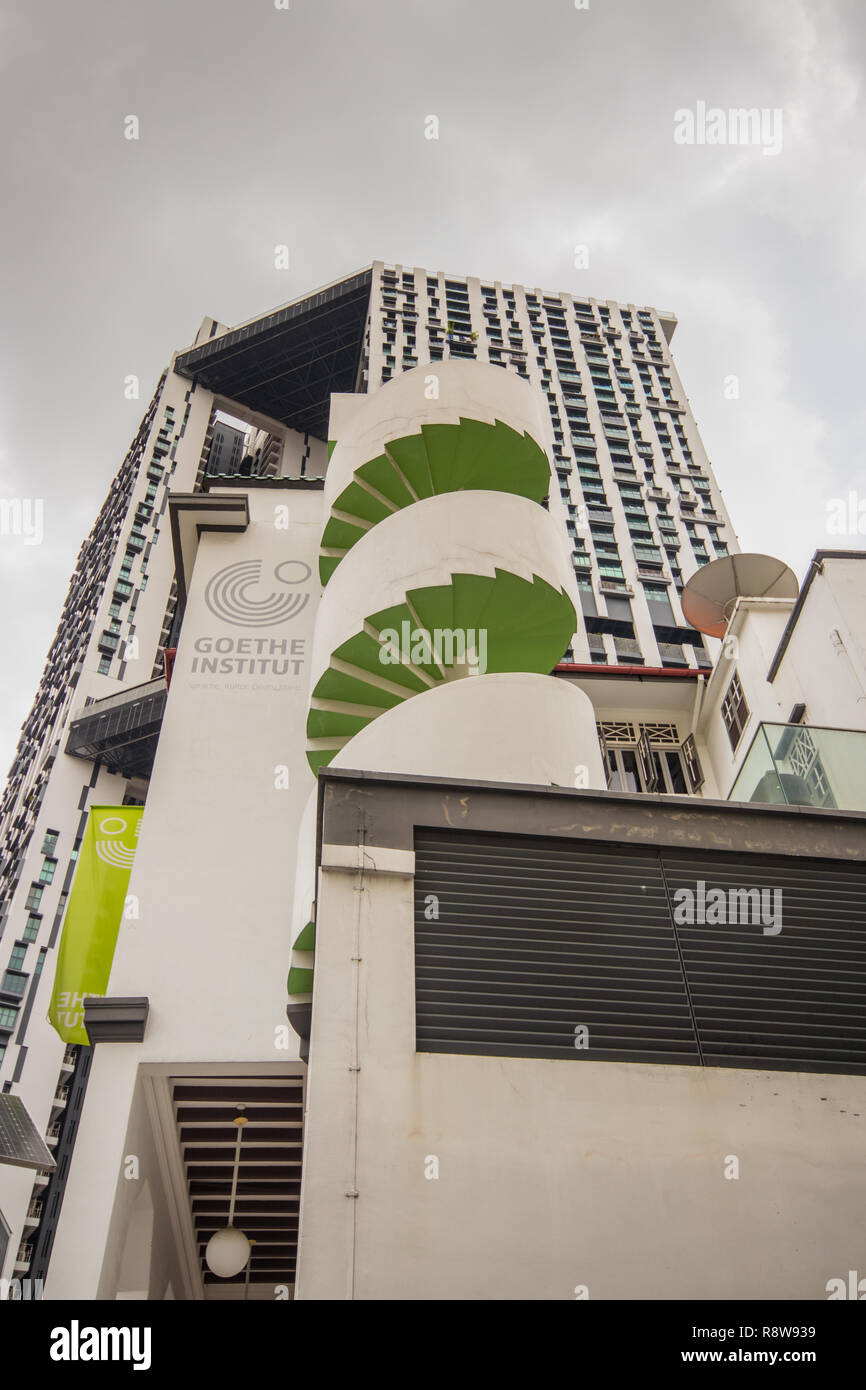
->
[[205, 1111, 251, 1278]]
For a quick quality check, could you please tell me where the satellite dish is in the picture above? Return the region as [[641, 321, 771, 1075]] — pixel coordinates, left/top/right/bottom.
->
[[681, 553, 798, 638]]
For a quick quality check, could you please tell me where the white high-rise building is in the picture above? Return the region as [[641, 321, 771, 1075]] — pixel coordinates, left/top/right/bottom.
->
[[1, 263, 864, 1300]]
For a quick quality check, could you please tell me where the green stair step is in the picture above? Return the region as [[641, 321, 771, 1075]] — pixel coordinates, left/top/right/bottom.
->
[[385, 434, 434, 499], [312, 667, 405, 710], [333, 631, 430, 692], [404, 583, 457, 642], [321, 516, 368, 552], [450, 572, 497, 633], [322, 421, 551, 586], [356, 455, 416, 510], [307, 711, 369, 745], [334, 480, 394, 527], [366, 601, 445, 682], [319, 554, 342, 586], [293, 920, 316, 951], [421, 422, 464, 495]]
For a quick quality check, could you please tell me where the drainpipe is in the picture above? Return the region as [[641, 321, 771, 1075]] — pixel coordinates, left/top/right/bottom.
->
[[690, 673, 707, 735]]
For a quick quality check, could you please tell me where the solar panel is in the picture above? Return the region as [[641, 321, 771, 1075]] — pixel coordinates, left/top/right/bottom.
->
[[0, 1094, 56, 1171]]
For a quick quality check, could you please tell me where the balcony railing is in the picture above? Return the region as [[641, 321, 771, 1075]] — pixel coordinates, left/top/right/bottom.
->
[[728, 723, 866, 813]]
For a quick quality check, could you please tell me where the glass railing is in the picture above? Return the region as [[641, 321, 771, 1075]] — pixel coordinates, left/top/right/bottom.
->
[[728, 723, 866, 813]]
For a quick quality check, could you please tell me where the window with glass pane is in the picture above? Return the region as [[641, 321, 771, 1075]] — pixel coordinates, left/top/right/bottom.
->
[[722, 671, 750, 750], [643, 582, 675, 625]]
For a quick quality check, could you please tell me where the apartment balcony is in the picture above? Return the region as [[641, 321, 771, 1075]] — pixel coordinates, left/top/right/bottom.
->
[[45, 1120, 63, 1145], [14, 1243, 33, 1272], [23, 1199, 43, 1227], [729, 724, 866, 814], [60, 1045, 77, 1070], [613, 637, 644, 663], [657, 641, 688, 666], [52, 1085, 69, 1109]]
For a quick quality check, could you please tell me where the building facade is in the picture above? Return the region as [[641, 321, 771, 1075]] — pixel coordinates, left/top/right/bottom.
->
[[0, 263, 864, 1300]]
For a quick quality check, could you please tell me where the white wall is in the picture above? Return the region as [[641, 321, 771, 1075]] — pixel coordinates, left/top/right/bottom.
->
[[700, 559, 866, 801], [325, 358, 554, 511], [331, 672, 606, 789], [46, 486, 325, 1298], [771, 558, 866, 730], [297, 853, 866, 1300]]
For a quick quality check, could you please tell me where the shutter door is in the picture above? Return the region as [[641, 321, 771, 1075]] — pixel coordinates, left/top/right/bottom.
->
[[414, 829, 700, 1065], [663, 847, 866, 1074], [414, 828, 866, 1075]]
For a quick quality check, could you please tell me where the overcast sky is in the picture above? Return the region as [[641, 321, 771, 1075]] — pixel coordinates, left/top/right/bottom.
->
[[0, 0, 863, 771]]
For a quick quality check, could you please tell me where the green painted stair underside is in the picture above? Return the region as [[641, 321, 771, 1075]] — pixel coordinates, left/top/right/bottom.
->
[[319, 418, 550, 585], [287, 918, 316, 998], [306, 568, 576, 773]]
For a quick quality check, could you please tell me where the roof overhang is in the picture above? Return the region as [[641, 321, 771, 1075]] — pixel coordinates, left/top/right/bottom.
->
[[168, 493, 250, 612], [173, 269, 372, 440], [555, 665, 704, 717]]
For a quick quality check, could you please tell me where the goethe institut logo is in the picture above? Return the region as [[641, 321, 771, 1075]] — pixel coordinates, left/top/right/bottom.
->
[[191, 558, 311, 676]]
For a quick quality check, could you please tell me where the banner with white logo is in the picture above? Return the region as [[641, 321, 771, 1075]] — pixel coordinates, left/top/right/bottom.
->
[[47, 807, 143, 1043]]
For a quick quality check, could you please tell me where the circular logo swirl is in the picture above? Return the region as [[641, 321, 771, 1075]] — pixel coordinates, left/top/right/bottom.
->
[[95, 813, 138, 869], [204, 560, 311, 628]]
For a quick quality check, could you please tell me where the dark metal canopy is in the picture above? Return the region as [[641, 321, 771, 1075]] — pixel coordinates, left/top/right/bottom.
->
[[66, 679, 167, 780], [174, 269, 373, 441]]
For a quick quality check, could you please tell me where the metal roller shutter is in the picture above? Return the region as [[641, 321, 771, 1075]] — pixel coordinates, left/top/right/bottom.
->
[[413, 828, 866, 1075], [414, 829, 700, 1065], [663, 848, 866, 1074]]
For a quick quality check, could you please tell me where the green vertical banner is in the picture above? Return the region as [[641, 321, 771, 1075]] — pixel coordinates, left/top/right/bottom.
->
[[48, 806, 143, 1044]]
